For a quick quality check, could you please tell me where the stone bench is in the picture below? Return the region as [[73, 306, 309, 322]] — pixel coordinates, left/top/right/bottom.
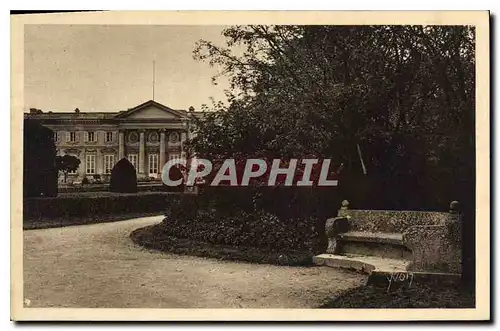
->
[[322, 200, 463, 274], [337, 231, 410, 261]]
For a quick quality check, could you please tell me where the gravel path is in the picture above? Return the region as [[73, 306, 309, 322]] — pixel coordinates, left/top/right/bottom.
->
[[23, 216, 366, 308]]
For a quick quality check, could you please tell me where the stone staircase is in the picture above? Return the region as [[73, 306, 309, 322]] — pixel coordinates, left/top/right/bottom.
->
[[313, 253, 411, 274], [313, 200, 463, 276], [314, 231, 412, 274], [337, 231, 412, 260]]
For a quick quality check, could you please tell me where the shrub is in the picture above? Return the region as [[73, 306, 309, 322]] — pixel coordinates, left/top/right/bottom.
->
[[23, 119, 58, 197], [110, 158, 137, 193], [161, 189, 326, 253], [23, 192, 181, 220], [56, 154, 81, 184], [93, 174, 102, 184], [161, 165, 185, 192], [81, 177, 89, 185]]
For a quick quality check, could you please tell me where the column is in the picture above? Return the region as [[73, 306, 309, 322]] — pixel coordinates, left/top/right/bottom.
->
[[180, 130, 185, 159], [159, 129, 166, 178], [138, 129, 145, 177], [118, 130, 125, 160], [96, 149, 103, 176]]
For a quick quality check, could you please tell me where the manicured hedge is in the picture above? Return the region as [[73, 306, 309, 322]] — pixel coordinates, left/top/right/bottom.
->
[[23, 119, 58, 197], [160, 187, 332, 253], [23, 192, 182, 220], [59, 182, 168, 193]]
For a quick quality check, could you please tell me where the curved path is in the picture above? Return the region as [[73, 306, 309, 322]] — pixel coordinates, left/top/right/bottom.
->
[[23, 216, 366, 308]]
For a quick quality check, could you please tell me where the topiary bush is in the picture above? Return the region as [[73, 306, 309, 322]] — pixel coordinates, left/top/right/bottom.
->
[[110, 158, 138, 193]]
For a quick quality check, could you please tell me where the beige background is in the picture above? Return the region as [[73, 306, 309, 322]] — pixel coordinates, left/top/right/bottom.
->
[[11, 10, 490, 321], [23, 24, 231, 112]]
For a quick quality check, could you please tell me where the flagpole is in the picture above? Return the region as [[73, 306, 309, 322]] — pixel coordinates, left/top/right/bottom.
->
[[152, 61, 155, 101]]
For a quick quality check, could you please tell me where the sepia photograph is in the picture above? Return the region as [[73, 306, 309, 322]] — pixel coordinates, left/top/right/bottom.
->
[[10, 11, 490, 321]]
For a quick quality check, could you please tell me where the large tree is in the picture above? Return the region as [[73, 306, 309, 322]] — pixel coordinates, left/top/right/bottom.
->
[[188, 24, 476, 290], [56, 154, 81, 183], [189, 25, 475, 211]]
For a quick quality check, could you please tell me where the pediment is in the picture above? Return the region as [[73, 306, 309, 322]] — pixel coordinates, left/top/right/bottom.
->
[[125, 105, 179, 119], [115, 100, 185, 120]]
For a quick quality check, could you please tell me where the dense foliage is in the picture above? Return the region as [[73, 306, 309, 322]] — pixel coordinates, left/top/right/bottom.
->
[[185, 25, 476, 287], [162, 188, 326, 253], [56, 154, 81, 183], [24, 192, 177, 220], [161, 164, 185, 192], [23, 119, 58, 197], [188, 25, 475, 213]]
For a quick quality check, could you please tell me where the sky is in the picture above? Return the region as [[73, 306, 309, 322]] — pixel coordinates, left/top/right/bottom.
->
[[24, 25, 230, 112]]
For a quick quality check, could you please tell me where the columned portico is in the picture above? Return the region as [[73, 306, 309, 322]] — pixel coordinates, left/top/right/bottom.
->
[[27, 100, 199, 185]]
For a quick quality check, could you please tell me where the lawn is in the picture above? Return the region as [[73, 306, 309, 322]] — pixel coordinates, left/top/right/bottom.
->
[[320, 282, 475, 308]]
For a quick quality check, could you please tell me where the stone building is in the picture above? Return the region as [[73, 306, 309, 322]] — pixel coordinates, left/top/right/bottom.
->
[[24, 100, 202, 184]]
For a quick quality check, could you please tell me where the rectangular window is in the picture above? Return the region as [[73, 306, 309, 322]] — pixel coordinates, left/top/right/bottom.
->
[[87, 131, 95, 142], [69, 132, 76, 142], [54, 131, 58, 142], [85, 154, 96, 174], [128, 154, 138, 172], [106, 132, 113, 142], [148, 154, 158, 175], [168, 153, 181, 163], [104, 155, 115, 174]]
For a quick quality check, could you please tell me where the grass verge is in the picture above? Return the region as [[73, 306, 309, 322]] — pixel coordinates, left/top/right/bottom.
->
[[319, 282, 475, 308], [130, 222, 314, 266]]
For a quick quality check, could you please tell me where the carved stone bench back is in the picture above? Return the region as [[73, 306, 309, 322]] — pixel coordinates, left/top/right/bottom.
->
[[338, 209, 453, 233]]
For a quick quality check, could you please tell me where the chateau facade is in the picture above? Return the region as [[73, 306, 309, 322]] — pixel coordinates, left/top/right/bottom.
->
[[24, 100, 202, 184]]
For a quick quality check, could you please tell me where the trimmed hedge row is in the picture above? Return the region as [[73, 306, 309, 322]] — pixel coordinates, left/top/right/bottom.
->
[[59, 183, 173, 193], [160, 188, 330, 252], [23, 192, 182, 220]]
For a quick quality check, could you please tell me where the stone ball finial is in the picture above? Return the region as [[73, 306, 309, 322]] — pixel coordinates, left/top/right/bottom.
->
[[450, 200, 460, 213], [189, 106, 195, 112], [341, 200, 349, 210]]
